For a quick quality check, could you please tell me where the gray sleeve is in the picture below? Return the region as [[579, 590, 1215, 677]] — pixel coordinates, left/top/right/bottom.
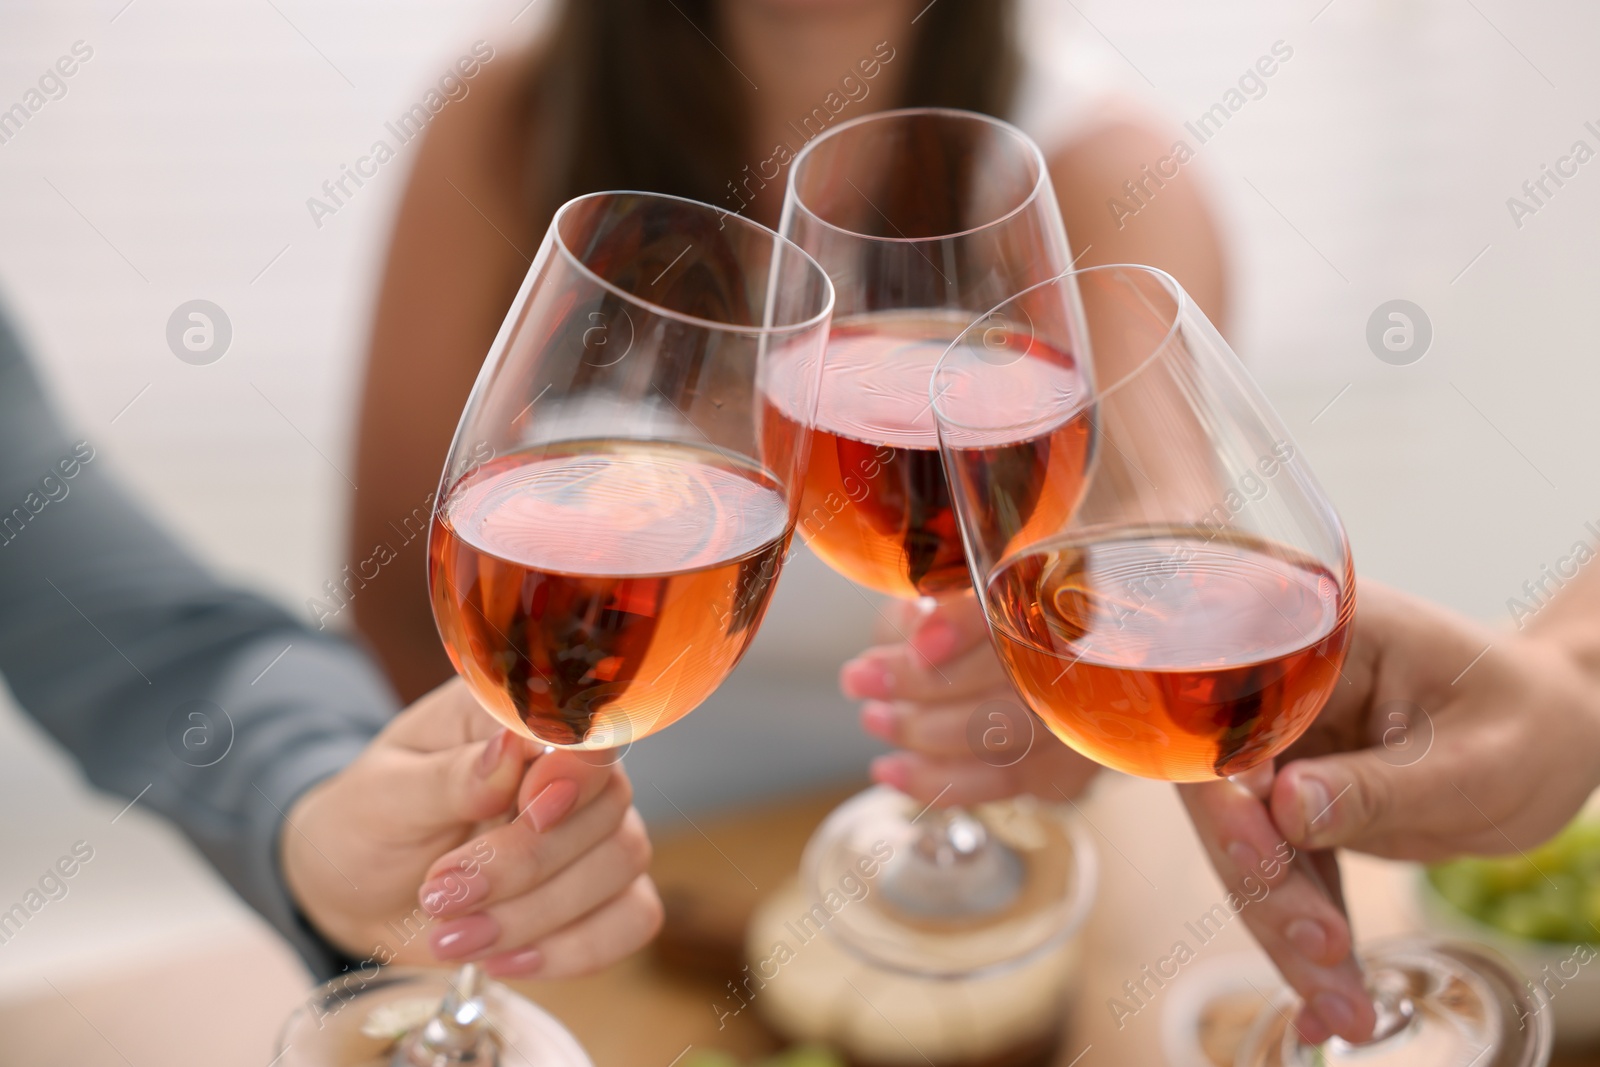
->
[[0, 305, 398, 978]]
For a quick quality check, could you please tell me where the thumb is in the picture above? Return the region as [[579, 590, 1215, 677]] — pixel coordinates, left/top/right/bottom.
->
[[377, 727, 544, 834], [1272, 751, 1406, 853]]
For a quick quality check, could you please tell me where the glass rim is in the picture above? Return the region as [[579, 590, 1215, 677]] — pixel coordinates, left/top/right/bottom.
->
[[550, 190, 836, 336], [929, 263, 1188, 436], [785, 107, 1052, 246]]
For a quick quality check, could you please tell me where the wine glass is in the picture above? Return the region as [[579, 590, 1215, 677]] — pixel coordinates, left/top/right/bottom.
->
[[1235, 937, 1553, 1066], [278, 190, 833, 1066], [938, 264, 1438, 1052], [934, 264, 1354, 784], [777, 107, 1092, 976]]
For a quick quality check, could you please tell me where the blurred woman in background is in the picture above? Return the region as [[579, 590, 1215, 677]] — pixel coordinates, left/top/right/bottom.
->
[[345, 0, 1228, 702]]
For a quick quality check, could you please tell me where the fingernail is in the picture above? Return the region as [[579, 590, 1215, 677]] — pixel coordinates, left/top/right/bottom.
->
[[841, 659, 894, 699], [860, 701, 896, 742], [912, 619, 960, 664], [1293, 1005, 1333, 1046], [419, 869, 489, 917], [526, 778, 580, 832], [1298, 776, 1333, 841], [1286, 919, 1328, 961], [1226, 841, 1260, 876], [484, 946, 544, 977], [476, 730, 510, 777], [430, 914, 500, 960], [870, 754, 910, 792], [1227, 763, 1275, 799], [1311, 991, 1358, 1035]]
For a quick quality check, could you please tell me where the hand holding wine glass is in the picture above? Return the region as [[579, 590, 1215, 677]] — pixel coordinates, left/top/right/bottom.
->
[[1181, 579, 1600, 1043], [279, 191, 832, 1066], [843, 593, 1102, 806], [281, 677, 661, 978]]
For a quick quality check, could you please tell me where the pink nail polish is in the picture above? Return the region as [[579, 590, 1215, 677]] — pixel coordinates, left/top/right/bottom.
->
[[525, 778, 580, 832], [430, 914, 500, 960], [912, 618, 960, 664], [419, 869, 488, 917], [870, 754, 910, 791], [476, 730, 509, 777], [485, 946, 544, 977], [1311, 991, 1358, 1035], [841, 659, 893, 699], [860, 701, 896, 741]]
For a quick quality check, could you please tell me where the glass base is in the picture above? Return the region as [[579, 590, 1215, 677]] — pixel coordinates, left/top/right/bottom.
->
[[1236, 938, 1553, 1067], [276, 968, 592, 1067], [801, 785, 1097, 977]]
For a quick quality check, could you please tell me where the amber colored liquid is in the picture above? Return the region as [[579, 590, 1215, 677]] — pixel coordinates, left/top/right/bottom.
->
[[429, 440, 791, 748], [766, 311, 1094, 599], [985, 529, 1353, 781]]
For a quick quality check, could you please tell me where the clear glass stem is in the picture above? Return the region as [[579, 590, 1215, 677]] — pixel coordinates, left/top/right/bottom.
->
[[392, 963, 498, 1067], [878, 802, 1025, 919]]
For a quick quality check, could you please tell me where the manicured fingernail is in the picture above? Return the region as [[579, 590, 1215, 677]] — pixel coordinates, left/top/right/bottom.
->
[[526, 778, 579, 832], [484, 946, 544, 977], [476, 730, 510, 777], [1228, 763, 1275, 799], [419, 869, 489, 917], [860, 701, 896, 742], [1226, 841, 1260, 876], [1286, 919, 1328, 961], [841, 659, 894, 699], [430, 914, 500, 960], [870, 754, 910, 791], [912, 619, 960, 664], [1311, 991, 1358, 1035], [1293, 1005, 1333, 1045], [1298, 776, 1333, 841]]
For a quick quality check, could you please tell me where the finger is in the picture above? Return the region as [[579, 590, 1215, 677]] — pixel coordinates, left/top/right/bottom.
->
[[382, 677, 508, 751], [870, 743, 1097, 807], [351, 726, 543, 837], [842, 636, 1006, 704], [1272, 751, 1407, 854], [904, 593, 991, 665], [482, 874, 665, 980], [860, 698, 986, 758], [420, 771, 633, 915], [515, 747, 626, 832], [1179, 780, 1375, 1043], [430, 809, 652, 960]]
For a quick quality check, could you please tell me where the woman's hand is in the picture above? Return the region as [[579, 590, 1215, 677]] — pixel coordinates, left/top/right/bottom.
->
[[282, 678, 662, 979], [842, 595, 1101, 805], [1181, 581, 1600, 1042]]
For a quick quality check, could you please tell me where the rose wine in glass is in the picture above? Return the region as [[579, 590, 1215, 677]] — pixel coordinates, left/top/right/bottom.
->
[[764, 313, 1093, 600], [984, 528, 1351, 781], [779, 107, 1098, 980], [430, 440, 791, 748], [277, 190, 830, 1067], [427, 191, 831, 756], [933, 265, 1355, 785]]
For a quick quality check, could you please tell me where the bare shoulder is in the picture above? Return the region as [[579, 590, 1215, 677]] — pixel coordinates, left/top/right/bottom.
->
[[402, 38, 542, 229], [1044, 106, 1230, 327]]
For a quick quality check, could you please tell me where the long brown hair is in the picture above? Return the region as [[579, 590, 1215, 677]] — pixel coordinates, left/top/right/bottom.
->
[[522, 0, 1018, 235]]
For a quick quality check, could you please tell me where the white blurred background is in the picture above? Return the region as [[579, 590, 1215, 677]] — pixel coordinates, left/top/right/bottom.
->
[[1, 0, 1597, 1061]]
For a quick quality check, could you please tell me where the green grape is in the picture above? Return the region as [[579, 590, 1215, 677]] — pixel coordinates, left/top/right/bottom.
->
[[1493, 893, 1563, 940], [1583, 885, 1600, 938], [1428, 862, 1491, 917], [1429, 818, 1600, 943]]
